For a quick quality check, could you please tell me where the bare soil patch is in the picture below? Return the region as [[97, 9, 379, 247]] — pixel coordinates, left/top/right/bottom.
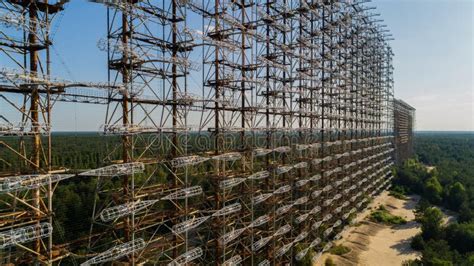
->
[[315, 191, 421, 266]]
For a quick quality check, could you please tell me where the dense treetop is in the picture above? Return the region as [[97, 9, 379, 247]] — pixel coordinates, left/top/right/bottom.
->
[[393, 132, 474, 265]]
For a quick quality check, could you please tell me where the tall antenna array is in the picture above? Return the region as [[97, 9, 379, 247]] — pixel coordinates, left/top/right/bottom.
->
[[0, 0, 69, 264], [1, 0, 396, 265], [393, 99, 415, 164]]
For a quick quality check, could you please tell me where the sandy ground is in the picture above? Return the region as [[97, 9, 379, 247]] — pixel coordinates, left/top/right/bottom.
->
[[440, 207, 457, 225], [315, 191, 421, 266]]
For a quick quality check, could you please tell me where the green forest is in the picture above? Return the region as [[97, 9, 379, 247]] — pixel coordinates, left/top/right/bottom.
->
[[0, 133, 122, 247], [1, 132, 474, 264], [392, 132, 474, 265]]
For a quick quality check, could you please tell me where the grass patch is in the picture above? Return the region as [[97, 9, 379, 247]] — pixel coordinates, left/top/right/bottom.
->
[[390, 185, 409, 200], [370, 205, 407, 225], [329, 244, 351, 255]]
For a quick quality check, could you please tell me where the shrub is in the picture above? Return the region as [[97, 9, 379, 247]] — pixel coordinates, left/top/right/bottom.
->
[[370, 205, 408, 225], [329, 245, 351, 256], [390, 190, 408, 200], [419, 207, 443, 240], [325, 257, 336, 266], [391, 185, 409, 200], [444, 222, 474, 254], [421, 240, 457, 266]]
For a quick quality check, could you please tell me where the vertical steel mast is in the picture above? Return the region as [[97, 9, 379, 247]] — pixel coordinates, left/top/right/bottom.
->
[[1, 1, 399, 264], [0, 0, 68, 264]]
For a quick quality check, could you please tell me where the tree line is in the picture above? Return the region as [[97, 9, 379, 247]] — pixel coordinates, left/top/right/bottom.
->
[[393, 132, 474, 265]]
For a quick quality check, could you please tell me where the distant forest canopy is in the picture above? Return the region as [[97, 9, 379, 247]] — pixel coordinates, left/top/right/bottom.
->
[[0, 133, 118, 172], [1, 132, 473, 261], [393, 132, 474, 265]]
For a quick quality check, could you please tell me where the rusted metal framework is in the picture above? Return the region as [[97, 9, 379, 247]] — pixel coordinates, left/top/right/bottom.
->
[[0, 1, 69, 264], [1, 0, 397, 265], [393, 99, 415, 164]]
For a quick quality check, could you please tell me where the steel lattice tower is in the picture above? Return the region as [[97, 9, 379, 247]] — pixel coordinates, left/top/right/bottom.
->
[[0, 1, 69, 264], [1, 0, 398, 265]]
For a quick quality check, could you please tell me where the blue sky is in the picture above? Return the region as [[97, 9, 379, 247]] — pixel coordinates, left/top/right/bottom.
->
[[3, 0, 472, 131], [373, 0, 473, 131]]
